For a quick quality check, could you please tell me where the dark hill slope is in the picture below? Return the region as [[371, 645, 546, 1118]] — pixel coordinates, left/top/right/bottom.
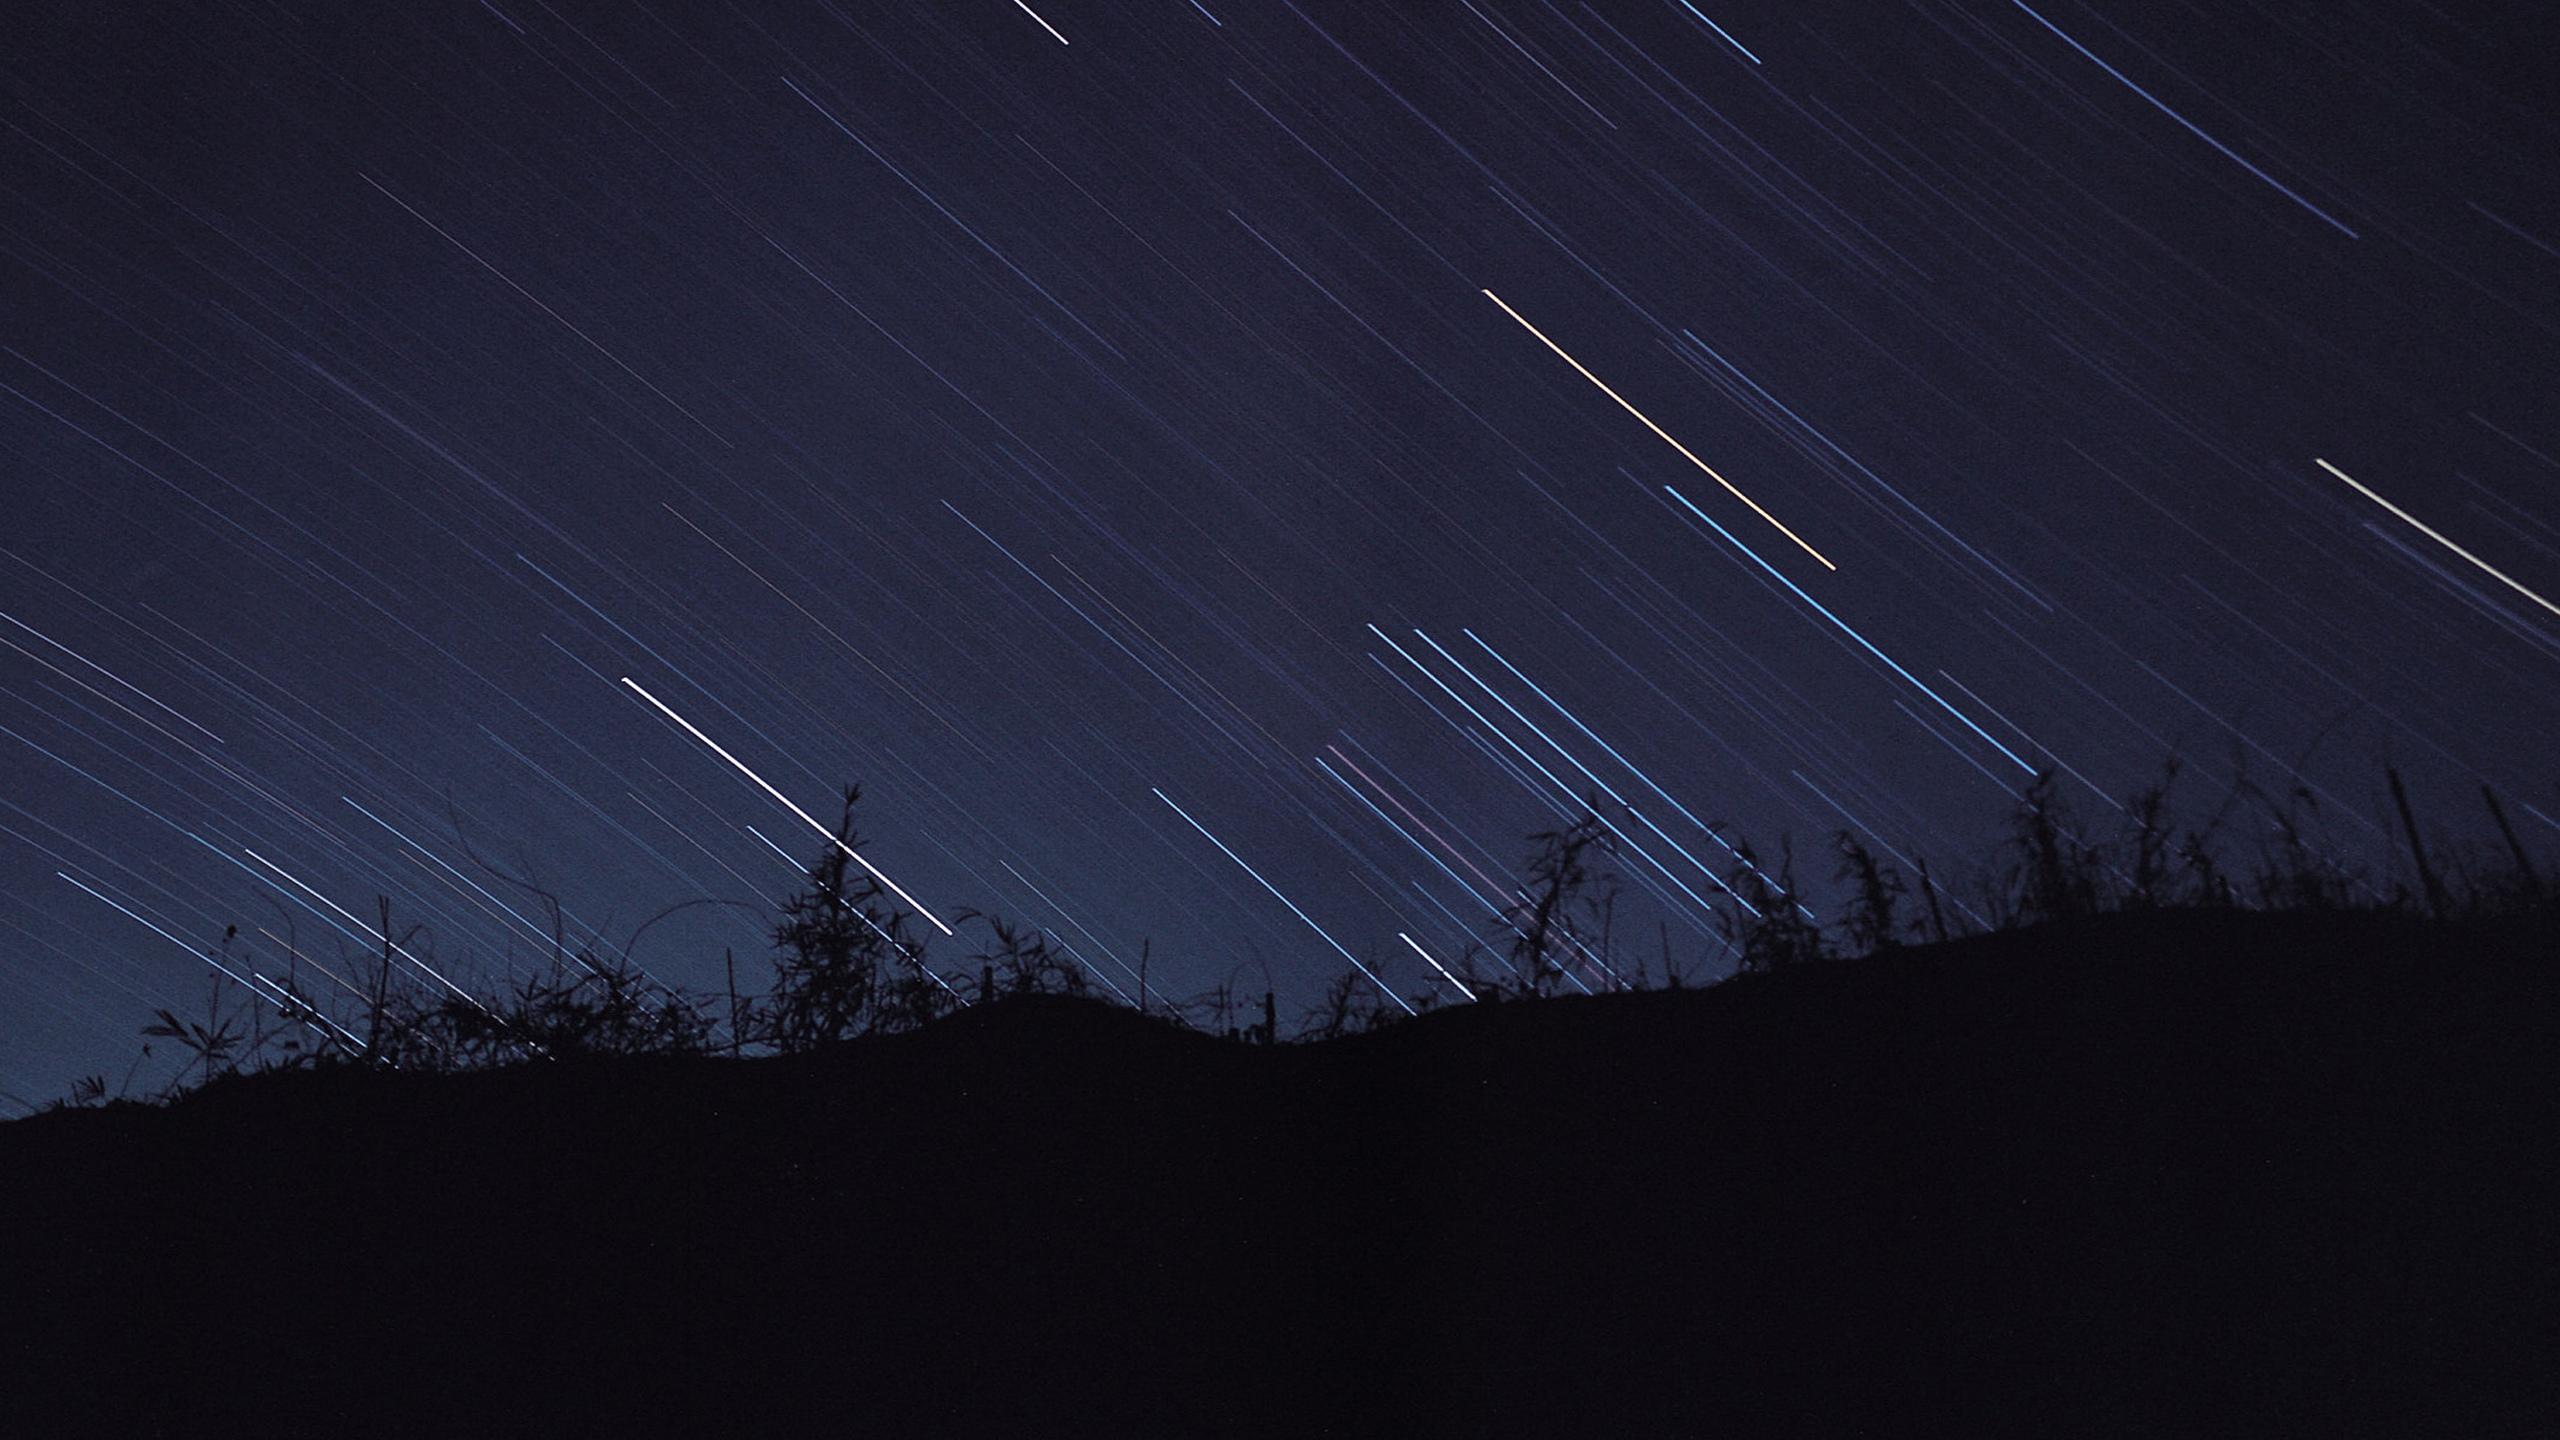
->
[[4, 909, 2554, 1437]]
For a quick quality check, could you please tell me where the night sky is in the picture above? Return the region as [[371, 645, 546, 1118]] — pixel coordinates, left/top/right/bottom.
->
[[3, 0, 2554, 1104]]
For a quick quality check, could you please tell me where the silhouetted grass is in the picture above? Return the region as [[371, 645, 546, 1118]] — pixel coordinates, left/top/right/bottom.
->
[[34, 750, 2554, 1110], [6, 751, 2555, 1440]]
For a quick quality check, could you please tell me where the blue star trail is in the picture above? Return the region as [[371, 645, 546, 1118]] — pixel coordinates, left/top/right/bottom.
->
[[1, 0, 2553, 1101]]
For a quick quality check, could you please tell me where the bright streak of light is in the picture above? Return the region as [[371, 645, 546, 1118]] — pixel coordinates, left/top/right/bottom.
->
[[1370, 623, 1735, 922], [1410, 627, 1755, 913], [1482, 289, 1835, 570], [620, 677, 955, 935], [1399, 932, 1477, 1001], [1012, 0, 1070, 44], [1931, 669, 2121, 815], [2314, 458, 2560, 623], [1671, 0, 1762, 64], [1663, 486, 2035, 773], [1675, 332, 2050, 611], [1404, 882, 1528, 983], [1461, 629, 1772, 879], [1152, 787, 1416, 1015], [743, 826, 963, 999]]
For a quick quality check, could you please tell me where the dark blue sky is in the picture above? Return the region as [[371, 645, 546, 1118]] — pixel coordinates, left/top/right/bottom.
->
[[3, 0, 2554, 1102]]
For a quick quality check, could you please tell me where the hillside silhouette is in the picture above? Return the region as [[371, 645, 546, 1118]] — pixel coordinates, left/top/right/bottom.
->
[[6, 900, 2555, 1437]]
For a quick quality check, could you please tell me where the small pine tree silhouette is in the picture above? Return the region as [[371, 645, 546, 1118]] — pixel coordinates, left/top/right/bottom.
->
[[766, 786, 929, 1051]]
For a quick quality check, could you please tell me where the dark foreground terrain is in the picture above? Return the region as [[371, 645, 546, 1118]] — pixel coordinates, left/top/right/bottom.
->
[[5, 909, 2555, 1437]]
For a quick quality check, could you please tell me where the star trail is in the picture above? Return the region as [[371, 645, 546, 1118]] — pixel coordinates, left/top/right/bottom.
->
[[2, 0, 2554, 1103]]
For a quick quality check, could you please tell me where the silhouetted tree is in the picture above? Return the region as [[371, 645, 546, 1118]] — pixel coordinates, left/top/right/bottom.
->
[[1722, 838, 1826, 975], [767, 787, 929, 1051], [1500, 811, 1618, 997]]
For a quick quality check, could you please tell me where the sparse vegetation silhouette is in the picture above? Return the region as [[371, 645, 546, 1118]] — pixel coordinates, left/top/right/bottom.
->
[[10, 749, 2557, 1440], [32, 749, 2556, 1111]]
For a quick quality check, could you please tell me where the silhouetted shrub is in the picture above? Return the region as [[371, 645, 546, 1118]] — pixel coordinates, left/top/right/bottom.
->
[[765, 786, 933, 1051], [962, 913, 1091, 1001], [55, 752, 2558, 1111], [1491, 811, 1618, 998], [1721, 838, 1827, 975], [1832, 831, 1906, 956], [2007, 770, 2104, 926]]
